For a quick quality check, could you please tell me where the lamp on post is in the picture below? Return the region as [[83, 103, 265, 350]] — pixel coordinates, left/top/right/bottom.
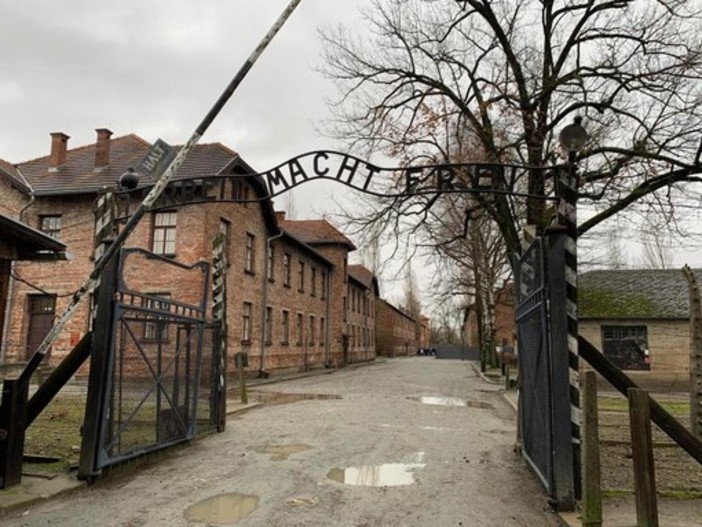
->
[[555, 115, 588, 504]]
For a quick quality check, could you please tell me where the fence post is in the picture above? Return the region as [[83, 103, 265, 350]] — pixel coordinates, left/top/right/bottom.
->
[[682, 266, 702, 438], [628, 388, 658, 527], [581, 371, 602, 527]]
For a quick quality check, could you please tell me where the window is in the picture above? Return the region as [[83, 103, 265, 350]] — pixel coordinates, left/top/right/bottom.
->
[[343, 297, 347, 321], [143, 293, 171, 341], [320, 317, 325, 345], [298, 260, 305, 292], [296, 313, 303, 346], [245, 233, 255, 273], [343, 258, 348, 283], [321, 270, 327, 299], [283, 253, 291, 287], [311, 267, 317, 297], [219, 219, 231, 262], [265, 306, 273, 345], [39, 215, 62, 240], [152, 211, 177, 255], [601, 325, 650, 371], [267, 246, 275, 281], [309, 315, 315, 345], [282, 310, 290, 344], [242, 302, 252, 342]]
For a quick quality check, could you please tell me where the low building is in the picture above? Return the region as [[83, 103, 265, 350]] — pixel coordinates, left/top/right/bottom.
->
[[579, 269, 694, 385]]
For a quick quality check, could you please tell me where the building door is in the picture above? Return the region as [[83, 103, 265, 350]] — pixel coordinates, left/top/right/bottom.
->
[[26, 294, 56, 360]]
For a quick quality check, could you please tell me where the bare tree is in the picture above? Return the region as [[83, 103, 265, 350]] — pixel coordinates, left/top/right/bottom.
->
[[320, 0, 702, 258], [639, 230, 674, 269]]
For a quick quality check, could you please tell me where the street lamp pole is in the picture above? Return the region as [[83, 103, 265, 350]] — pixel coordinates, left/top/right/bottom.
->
[[557, 115, 588, 499]]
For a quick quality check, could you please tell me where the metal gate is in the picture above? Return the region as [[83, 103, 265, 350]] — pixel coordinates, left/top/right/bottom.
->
[[515, 238, 554, 493], [79, 248, 213, 478], [516, 233, 576, 508]]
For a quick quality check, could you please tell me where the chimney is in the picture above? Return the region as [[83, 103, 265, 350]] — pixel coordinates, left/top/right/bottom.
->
[[275, 211, 286, 223], [49, 132, 70, 170], [94, 128, 113, 169]]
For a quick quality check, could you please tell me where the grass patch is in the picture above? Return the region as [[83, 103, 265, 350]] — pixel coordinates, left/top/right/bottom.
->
[[604, 488, 702, 500], [598, 396, 689, 415], [24, 395, 85, 465]]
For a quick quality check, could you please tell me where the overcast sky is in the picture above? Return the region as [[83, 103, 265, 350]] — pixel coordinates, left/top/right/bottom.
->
[[0, 0, 428, 306], [0, 1, 365, 184]]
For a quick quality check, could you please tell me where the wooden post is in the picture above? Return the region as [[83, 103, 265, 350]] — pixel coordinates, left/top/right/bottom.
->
[[581, 371, 602, 527], [628, 388, 658, 527]]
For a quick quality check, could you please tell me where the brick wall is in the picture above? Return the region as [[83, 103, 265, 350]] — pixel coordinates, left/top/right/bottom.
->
[[0, 177, 30, 218], [346, 279, 375, 363], [376, 299, 419, 357], [2, 179, 350, 378]]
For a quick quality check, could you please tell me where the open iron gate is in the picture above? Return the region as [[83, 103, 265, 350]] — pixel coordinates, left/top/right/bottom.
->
[[515, 238, 554, 492], [78, 248, 215, 479], [515, 233, 576, 508]]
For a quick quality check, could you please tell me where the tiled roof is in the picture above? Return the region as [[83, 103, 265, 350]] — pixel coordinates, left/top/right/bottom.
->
[[0, 158, 31, 193], [579, 268, 700, 319], [348, 264, 379, 295], [279, 219, 356, 250], [17, 135, 239, 196]]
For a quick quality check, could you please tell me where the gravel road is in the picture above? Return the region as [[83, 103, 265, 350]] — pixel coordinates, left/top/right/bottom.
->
[[4, 357, 563, 526]]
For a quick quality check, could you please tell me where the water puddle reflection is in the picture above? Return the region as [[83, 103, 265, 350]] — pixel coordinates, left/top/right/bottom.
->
[[253, 443, 313, 460], [184, 493, 258, 524], [408, 396, 493, 409], [327, 455, 426, 487]]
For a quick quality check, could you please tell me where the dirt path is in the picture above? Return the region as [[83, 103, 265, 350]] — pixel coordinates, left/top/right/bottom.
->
[[4, 358, 562, 526]]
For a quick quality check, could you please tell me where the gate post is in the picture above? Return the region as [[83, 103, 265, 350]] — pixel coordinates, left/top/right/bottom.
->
[[546, 227, 576, 510], [211, 234, 228, 432], [557, 118, 587, 500], [78, 249, 119, 480]]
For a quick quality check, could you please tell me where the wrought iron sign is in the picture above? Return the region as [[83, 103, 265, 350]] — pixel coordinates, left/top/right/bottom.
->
[[119, 150, 549, 210]]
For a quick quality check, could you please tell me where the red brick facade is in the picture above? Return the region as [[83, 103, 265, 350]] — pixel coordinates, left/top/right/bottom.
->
[[0, 130, 432, 378], [376, 299, 420, 357]]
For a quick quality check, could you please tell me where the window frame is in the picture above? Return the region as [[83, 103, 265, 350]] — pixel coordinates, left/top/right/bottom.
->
[[151, 211, 177, 256], [242, 302, 253, 343], [283, 253, 292, 288], [244, 232, 255, 274], [39, 215, 62, 240]]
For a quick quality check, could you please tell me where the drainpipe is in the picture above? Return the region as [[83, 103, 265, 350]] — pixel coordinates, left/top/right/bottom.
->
[[259, 230, 283, 376]]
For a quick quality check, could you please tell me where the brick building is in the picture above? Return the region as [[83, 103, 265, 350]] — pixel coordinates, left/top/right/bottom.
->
[[347, 265, 379, 363], [0, 161, 70, 371], [579, 269, 695, 386], [0, 129, 387, 378], [376, 299, 420, 357]]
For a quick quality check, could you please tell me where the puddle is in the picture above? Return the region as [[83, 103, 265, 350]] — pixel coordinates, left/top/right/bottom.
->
[[253, 443, 313, 460], [327, 454, 426, 487], [249, 391, 341, 406], [184, 493, 258, 524], [408, 396, 493, 409]]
